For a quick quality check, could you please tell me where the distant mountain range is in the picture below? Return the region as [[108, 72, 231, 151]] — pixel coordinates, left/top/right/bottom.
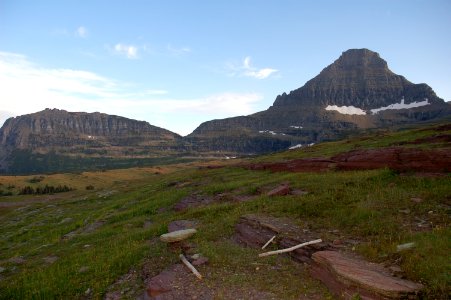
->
[[1, 49, 449, 174]]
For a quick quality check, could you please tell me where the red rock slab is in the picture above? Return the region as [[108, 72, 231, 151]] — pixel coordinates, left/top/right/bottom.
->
[[267, 184, 290, 196], [310, 251, 423, 299], [235, 214, 330, 263], [146, 266, 177, 297]]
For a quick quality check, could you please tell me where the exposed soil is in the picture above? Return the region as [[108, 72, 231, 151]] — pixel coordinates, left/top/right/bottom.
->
[[243, 147, 451, 173]]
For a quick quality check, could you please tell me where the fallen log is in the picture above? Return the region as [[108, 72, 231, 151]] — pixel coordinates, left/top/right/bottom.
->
[[259, 239, 322, 257], [180, 254, 202, 280]]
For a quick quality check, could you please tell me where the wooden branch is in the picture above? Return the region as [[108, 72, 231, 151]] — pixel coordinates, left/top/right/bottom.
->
[[259, 239, 322, 257], [180, 254, 202, 280], [261, 235, 276, 250]]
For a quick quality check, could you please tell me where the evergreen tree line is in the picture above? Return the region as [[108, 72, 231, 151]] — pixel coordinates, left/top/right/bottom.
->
[[19, 184, 75, 195]]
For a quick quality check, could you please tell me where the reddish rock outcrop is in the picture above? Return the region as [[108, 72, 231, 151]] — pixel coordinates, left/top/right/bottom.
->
[[235, 214, 330, 263], [310, 251, 423, 299], [243, 147, 451, 173], [332, 147, 451, 173]]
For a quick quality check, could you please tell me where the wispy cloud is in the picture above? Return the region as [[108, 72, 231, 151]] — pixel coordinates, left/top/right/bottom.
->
[[76, 26, 88, 38], [0, 52, 263, 135], [227, 56, 278, 79], [113, 43, 139, 59], [167, 44, 191, 56]]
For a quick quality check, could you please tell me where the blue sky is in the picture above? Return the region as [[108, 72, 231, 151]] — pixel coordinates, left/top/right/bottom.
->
[[1, 0, 450, 135]]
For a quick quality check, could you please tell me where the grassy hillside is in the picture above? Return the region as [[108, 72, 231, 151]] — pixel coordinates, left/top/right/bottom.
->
[[0, 123, 449, 299]]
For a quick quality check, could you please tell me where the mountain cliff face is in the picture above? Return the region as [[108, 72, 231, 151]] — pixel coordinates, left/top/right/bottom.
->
[[0, 109, 184, 174], [188, 49, 450, 153], [0, 109, 179, 149]]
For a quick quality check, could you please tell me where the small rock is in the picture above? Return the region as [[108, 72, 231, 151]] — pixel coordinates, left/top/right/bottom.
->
[[181, 242, 197, 255], [84, 244, 91, 248], [160, 228, 197, 243], [267, 184, 290, 197], [411, 197, 423, 203], [79, 266, 90, 273], [59, 217, 73, 224], [332, 239, 343, 246], [396, 242, 416, 252], [398, 209, 410, 214], [168, 220, 198, 232], [0, 267, 5, 273], [428, 210, 434, 214], [146, 269, 175, 297], [191, 254, 201, 260], [43, 256, 59, 264], [143, 220, 153, 229], [9, 257, 26, 264], [85, 288, 92, 296], [388, 265, 404, 277], [157, 207, 168, 213], [192, 257, 209, 266]]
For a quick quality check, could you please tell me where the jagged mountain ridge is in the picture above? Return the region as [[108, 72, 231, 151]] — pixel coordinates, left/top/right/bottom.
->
[[188, 49, 449, 153]]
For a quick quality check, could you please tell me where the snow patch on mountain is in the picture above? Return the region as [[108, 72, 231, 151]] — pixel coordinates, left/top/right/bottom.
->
[[370, 98, 430, 114], [325, 105, 367, 115]]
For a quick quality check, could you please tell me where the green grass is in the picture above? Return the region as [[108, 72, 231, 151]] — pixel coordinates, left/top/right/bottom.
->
[[0, 123, 450, 299]]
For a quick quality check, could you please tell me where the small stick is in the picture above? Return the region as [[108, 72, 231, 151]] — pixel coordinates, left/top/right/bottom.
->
[[259, 239, 322, 257], [180, 254, 202, 280], [261, 235, 276, 250]]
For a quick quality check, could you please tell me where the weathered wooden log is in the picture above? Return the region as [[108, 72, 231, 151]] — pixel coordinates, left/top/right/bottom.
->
[[160, 228, 197, 243], [180, 254, 202, 280], [259, 239, 322, 257]]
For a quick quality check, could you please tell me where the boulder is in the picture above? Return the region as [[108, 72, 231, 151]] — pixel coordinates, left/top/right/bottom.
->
[[160, 228, 197, 243]]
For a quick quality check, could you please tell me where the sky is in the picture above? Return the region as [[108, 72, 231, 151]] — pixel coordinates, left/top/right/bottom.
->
[[1, 0, 450, 136]]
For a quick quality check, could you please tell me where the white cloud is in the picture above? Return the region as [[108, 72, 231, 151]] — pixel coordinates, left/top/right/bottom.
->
[[228, 56, 278, 79], [146, 92, 262, 115], [167, 44, 191, 56], [244, 68, 278, 79], [113, 43, 139, 59], [0, 51, 263, 135], [76, 26, 88, 38]]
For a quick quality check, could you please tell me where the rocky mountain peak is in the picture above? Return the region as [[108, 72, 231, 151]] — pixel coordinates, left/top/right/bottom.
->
[[331, 48, 388, 70], [272, 48, 441, 109]]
